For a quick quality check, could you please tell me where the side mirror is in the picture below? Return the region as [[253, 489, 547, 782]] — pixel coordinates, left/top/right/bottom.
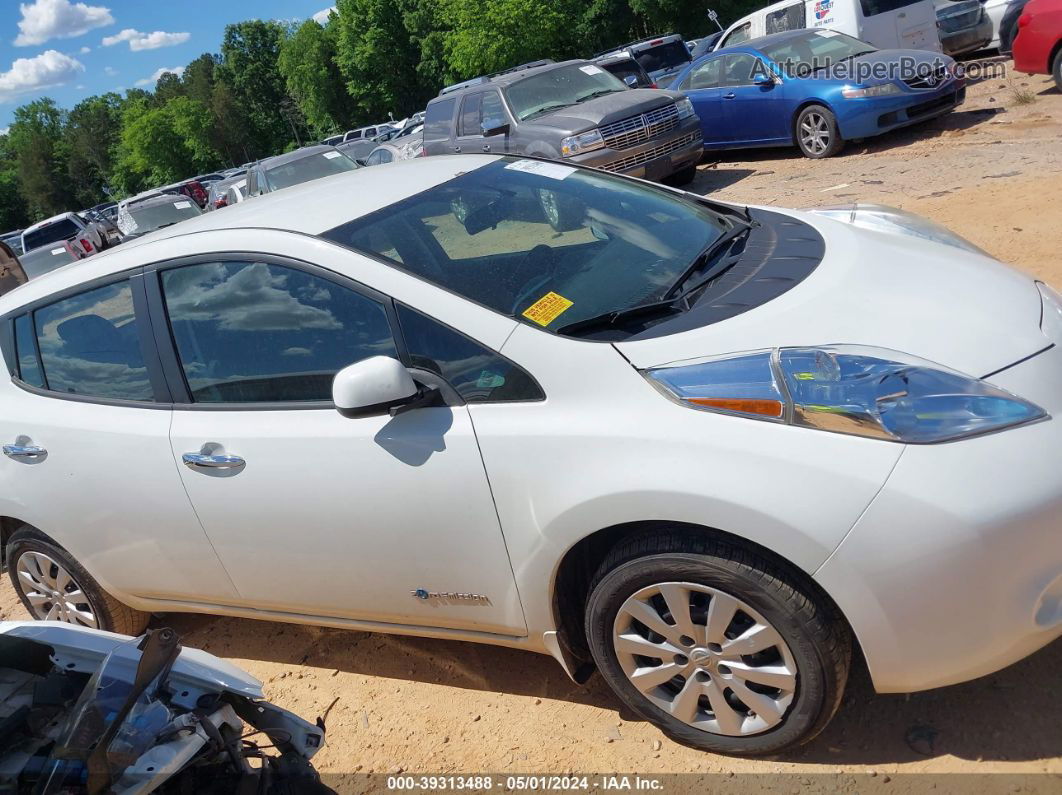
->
[[755, 75, 779, 86], [481, 119, 510, 137], [623, 75, 639, 88], [332, 356, 439, 418]]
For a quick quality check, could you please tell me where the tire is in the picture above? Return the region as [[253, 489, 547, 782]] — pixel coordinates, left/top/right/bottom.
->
[[584, 531, 851, 756], [794, 105, 845, 159], [6, 526, 150, 636], [666, 164, 698, 187], [1053, 49, 1062, 94], [537, 188, 584, 232]]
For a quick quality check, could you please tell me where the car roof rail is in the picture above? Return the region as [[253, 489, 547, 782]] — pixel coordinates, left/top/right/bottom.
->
[[438, 59, 556, 95], [593, 33, 680, 58]]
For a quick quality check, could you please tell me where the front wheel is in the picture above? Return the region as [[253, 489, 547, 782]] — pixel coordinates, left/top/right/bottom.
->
[[584, 533, 851, 755], [795, 105, 844, 159], [7, 527, 150, 636], [1053, 49, 1062, 93]]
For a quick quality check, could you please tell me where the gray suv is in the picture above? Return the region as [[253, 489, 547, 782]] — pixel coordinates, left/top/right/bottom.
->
[[422, 59, 703, 185]]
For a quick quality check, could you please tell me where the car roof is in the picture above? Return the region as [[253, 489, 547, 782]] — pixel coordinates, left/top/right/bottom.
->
[[257, 144, 341, 169], [433, 59, 574, 99]]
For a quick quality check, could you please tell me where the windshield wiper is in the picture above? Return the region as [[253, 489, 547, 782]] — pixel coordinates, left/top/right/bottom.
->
[[575, 89, 620, 103], [555, 218, 757, 336], [522, 103, 571, 120]]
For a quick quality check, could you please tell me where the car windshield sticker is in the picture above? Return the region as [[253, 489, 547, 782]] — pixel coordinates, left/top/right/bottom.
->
[[322, 151, 342, 159], [174, 201, 192, 209], [50, 247, 64, 255], [579, 65, 604, 75], [522, 291, 574, 326], [505, 159, 576, 180]]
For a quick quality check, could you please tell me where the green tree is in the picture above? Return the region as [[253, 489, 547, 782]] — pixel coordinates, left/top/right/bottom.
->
[[333, 0, 425, 121], [154, 72, 187, 104], [183, 53, 219, 107], [0, 134, 31, 231], [115, 97, 222, 188], [6, 99, 73, 219], [278, 19, 352, 138], [220, 20, 306, 156], [441, 0, 580, 78], [65, 93, 123, 206]]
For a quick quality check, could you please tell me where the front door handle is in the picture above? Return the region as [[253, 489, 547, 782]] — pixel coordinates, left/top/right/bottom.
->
[[453, 146, 462, 153], [723, 92, 736, 99], [3, 444, 46, 459], [182, 453, 245, 470], [482, 144, 491, 152]]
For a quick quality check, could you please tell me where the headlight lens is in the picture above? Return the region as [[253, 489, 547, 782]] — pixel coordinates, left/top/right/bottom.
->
[[646, 345, 1047, 443], [841, 83, 903, 98], [1038, 281, 1062, 343], [675, 97, 696, 119], [560, 129, 605, 157], [809, 203, 990, 256]]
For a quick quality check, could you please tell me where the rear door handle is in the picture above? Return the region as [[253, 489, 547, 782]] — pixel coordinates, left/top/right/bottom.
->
[[482, 144, 491, 152], [723, 92, 736, 99], [3, 444, 46, 459], [453, 146, 462, 153], [182, 453, 245, 470]]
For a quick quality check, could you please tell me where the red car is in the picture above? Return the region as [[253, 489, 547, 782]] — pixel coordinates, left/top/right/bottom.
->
[[1012, 0, 1062, 91]]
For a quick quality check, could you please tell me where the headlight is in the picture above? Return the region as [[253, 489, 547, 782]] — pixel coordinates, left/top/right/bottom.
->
[[809, 203, 989, 256], [645, 345, 1047, 443], [1038, 281, 1062, 343], [841, 83, 903, 98], [675, 97, 696, 120], [560, 129, 605, 157]]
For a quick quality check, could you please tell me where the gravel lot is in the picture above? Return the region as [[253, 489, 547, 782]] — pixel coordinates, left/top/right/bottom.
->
[[3, 59, 1061, 791]]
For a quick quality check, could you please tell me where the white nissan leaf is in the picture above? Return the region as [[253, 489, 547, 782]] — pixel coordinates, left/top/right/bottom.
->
[[1, 155, 1059, 756]]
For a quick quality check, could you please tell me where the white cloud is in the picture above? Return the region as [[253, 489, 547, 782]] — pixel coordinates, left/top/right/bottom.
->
[[76, 83, 85, 89], [103, 65, 116, 76], [0, 50, 84, 102], [14, 0, 114, 47], [311, 6, 336, 24], [0, 127, 9, 136], [78, 45, 90, 53], [135, 65, 185, 87], [101, 28, 190, 51]]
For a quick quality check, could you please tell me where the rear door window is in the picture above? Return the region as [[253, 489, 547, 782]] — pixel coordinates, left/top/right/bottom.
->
[[34, 280, 153, 401], [683, 57, 723, 90], [458, 93, 484, 137], [424, 98, 457, 140]]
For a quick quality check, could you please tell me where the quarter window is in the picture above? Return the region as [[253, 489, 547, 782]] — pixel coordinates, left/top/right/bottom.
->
[[34, 280, 153, 401], [14, 314, 44, 388], [161, 261, 398, 403], [397, 305, 543, 402]]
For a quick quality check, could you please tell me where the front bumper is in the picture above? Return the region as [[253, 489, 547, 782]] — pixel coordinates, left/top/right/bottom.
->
[[572, 116, 703, 180], [939, 17, 994, 55], [838, 80, 966, 140], [816, 344, 1062, 693]]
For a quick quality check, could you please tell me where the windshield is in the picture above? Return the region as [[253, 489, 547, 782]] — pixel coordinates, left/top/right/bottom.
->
[[323, 158, 729, 337], [120, 200, 201, 236], [265, 150, 358, 191], [23, 219, 79, 251], [506, 64, 627, 121], [760, 31, 877, 75], [634, 41, 691, 74]]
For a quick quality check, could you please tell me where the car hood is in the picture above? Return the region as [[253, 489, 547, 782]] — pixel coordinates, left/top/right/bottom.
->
[[615, 208, 1047, 378], [527, 89, 680, 134]]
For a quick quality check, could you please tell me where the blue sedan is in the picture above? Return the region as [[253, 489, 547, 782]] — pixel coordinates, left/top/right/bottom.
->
[[666, 29, 967, 158]]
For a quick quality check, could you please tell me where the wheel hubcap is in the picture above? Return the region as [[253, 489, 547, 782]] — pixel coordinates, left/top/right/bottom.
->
[[799, 113, 830, 155], [15, 551, 98, 628], [612, 582, 797, 736]]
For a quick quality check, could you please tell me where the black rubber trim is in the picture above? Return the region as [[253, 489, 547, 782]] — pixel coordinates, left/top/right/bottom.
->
[[981, 343, 1054, 380]]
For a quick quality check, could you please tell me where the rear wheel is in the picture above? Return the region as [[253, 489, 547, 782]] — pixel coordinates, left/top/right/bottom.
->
[[584, 531, 851, 755], [1053, 49, 1062, 93], [795, 105, 844, 159], [7, 527, 150, 636]]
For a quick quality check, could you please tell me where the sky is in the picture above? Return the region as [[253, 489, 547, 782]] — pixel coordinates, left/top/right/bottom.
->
[[0, 0, 339, 131]]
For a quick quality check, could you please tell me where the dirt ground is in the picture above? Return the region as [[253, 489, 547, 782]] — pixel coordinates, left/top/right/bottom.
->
[[3, 58, 1062, 790]]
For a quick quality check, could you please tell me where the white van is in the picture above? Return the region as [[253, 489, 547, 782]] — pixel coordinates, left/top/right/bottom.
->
[[714, 0, 942, 52]]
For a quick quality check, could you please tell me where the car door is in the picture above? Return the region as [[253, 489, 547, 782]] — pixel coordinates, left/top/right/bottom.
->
[[0, 274, 238, 605], [721, 53, 788, 144], [678, 57, 728, 145], [153, 257, 526, 635], [453, 91, 486, 155]]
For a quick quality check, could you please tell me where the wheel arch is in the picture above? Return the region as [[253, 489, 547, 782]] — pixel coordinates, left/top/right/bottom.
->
[[790, 98, 839, 141], [549, 520, 860, 680]]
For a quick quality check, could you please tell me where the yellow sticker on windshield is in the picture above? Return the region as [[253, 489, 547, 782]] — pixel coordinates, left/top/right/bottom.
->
[[522, 291, 574, 327]]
